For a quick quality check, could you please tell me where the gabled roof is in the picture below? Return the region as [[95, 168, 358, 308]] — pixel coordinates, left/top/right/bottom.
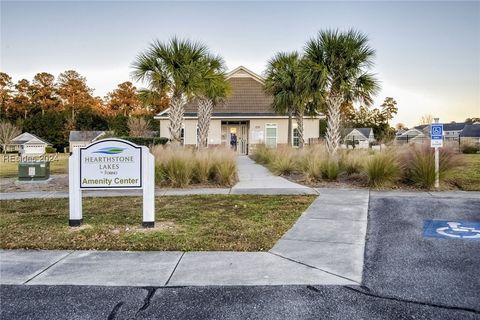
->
[[401, 128, 425, 135], [460, 124, 480, 138], [69, 131, 106, 142], [10, 132, 51, 145], [343, 128, 373, 139], [157, 66, 274, 118], [226, 66, 265, 84]]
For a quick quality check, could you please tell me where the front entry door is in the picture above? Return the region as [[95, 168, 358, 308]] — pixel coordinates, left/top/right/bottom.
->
[[222, 121, 249, 155], [238, 124, 248, 155]]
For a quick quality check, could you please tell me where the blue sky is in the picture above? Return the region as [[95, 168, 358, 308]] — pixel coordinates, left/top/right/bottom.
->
[[1, 1, 479, 126]]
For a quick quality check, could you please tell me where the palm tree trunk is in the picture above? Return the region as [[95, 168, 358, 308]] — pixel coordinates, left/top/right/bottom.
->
[[325, 94, 343, 159], [296, 109, 305, 148], [287, 109, 293, 146], [169, 95, 187, 146], [197, 98, 213, 149]]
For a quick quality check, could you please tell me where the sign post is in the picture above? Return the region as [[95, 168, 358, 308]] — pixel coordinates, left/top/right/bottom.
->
[[69, 138, 155, 227], [430, 119, 443, 189]]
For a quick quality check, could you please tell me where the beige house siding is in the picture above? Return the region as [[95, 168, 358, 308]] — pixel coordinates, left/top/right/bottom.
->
[[159, 119, 223, 146], [159, 118, 320, 149]]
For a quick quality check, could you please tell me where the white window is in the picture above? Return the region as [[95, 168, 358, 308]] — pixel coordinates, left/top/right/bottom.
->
[[180, 124, 185, 145], [265, 124, 277, 147], [293, 125, 300, 147]]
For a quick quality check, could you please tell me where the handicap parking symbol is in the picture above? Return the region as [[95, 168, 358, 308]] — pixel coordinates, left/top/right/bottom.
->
[[432, 126, 442, 135], [424, 220, 480, 240]]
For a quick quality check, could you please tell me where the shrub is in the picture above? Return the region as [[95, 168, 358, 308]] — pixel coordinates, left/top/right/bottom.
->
[[45, 146, 57, 153], [194, 151, 212, 184], [364, 152, 401, 187], [120, 137, 168, 147], [251, 144, 275, 165], [152, 145, 237, 187], [461, 143, 479, 154], [402, 144, 462, 188], [321, 160, 340, 180], [339, 151, 364, 175], [297, 146, 327, 182], [269, 147, 296, 175], [211, 149, 237, 186], [163, 152, 195, 188]]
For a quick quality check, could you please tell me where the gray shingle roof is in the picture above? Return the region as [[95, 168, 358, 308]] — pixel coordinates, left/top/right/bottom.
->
[[343, 128, 373, 139], [11, 132, 51, 145], [443, 122, 466, 131], [183, 77, 273, 114], [69, 131, 105, 142], [460, 124, 480, 138]]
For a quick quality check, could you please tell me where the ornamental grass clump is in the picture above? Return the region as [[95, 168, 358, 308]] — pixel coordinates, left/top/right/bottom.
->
[[152, 145, 237, 187], [251, 144, 275, 165], [269, 147, 296, 175], [339, 150, 365, 176], [162, 148, 195, 188], [364, 151, 401, 187], [194, 151, 212, 184], [401, 144, 462, 189], [211, 149, 237, 186], [321, 160, 340, 180], [297, 145, 327, 182]]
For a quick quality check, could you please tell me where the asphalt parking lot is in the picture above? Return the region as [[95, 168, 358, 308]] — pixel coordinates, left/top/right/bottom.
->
[[364, 194, 480, 312], [1, 193, 479, 319], [1, 284, 478, 320]]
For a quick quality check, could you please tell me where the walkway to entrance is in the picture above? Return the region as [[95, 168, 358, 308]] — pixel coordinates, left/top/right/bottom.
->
[[231, 156, 317, 195]]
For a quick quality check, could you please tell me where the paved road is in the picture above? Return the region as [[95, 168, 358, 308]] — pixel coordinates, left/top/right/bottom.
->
[[1, 284, 478, 320]]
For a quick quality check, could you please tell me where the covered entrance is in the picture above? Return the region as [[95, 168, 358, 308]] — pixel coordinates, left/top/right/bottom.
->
[[221, 121, 249, 155]]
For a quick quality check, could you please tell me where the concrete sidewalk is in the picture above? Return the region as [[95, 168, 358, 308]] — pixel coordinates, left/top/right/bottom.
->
[[0, 250, 356, 287], [231, 156, 317, 195], [271, 188, 369, 283]]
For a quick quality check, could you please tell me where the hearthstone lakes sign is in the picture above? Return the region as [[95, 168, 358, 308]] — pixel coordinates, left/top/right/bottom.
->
[[69, 138, 155, 228], [80, 140, 142, 188]]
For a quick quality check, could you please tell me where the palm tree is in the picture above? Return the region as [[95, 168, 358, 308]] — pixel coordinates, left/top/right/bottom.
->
[[196, 55, 229, 149], [132, 38, 209, 145], [264, 52, 302, 147], [303, 29, 380, 158]]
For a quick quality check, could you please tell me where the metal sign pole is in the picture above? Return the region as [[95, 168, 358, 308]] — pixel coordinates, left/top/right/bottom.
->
[[432, 118, 441, 190], [434, 147, 440, 189]]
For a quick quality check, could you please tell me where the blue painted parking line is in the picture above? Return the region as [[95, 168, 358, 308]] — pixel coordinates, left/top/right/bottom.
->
[[424, 220, 480, 240]]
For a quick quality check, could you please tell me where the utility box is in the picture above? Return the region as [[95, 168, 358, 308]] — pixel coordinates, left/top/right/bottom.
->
[[18, 161, 50, 181]]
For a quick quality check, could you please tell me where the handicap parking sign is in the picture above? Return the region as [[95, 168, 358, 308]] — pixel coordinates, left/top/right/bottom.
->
[[431, 125, 443, 136], [424, 220, 480, 240]]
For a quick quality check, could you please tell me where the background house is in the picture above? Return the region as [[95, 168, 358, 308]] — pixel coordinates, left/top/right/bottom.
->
[[155, 66, 323, 154], [395, 128, 427, 144], [7, 132, 51, 155], [459, 124, 480, 144], [69, 131, 106, 151], [443, 122, 466, 140], [342, 128, 375, 148]]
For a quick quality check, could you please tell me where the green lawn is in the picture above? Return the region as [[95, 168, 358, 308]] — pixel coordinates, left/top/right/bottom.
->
[[0, 195, 315, 251], [0, 153, 69, 178], [447, 154, 480, 191]]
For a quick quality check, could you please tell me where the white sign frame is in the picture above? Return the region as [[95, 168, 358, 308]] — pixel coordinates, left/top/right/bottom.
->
[[69, 138, 155, 228]]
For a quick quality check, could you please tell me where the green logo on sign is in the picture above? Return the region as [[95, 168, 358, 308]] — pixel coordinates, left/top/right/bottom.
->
[[93, 147, 125, 155]]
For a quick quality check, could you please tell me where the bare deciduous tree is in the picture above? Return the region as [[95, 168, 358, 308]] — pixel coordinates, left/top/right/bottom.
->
[[127, 117, 151, 137], [0, 121, 21, 153]]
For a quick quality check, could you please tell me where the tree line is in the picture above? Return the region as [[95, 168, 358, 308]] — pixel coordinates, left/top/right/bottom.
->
[[0, 70, 169, 150], [2, 29, 399, 160]]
